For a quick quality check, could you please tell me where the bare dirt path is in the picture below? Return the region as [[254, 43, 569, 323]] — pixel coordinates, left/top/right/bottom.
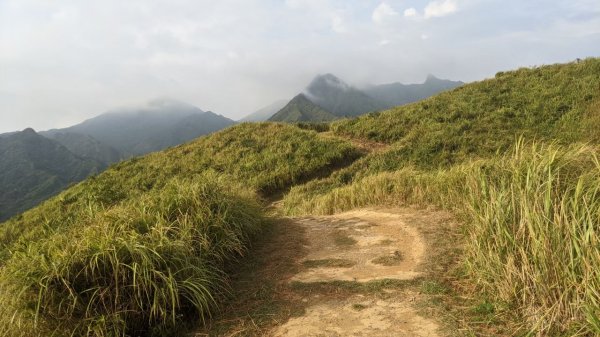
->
[[273, 208, 445, 337], [319, 132, 390, 154], [194, 207, 459, 337]]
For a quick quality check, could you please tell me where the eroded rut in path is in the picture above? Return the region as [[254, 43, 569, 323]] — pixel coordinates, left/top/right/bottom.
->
[[273, 208, 444, 337]]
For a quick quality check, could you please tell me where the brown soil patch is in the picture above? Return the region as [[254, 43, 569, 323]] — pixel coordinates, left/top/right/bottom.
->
[[291, 209, 425, 283], [273, 292, 439, 337], [194, 207, 459, 337], [274, 208, 444, 337]]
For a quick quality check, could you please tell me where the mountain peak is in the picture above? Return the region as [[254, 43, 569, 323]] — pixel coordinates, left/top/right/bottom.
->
[[425, 74, 439, 82], [147, 98, 202, 112], [22, 127, 37, 134], [308, 73, 350, 92]]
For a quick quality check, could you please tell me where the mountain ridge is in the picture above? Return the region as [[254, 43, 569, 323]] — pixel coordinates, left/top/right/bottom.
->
[[0, 128, 104, 221], [43, 99, 235, 157], [271, 73, 463, 122]]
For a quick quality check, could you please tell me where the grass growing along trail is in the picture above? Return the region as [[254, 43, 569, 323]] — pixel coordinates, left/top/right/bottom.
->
[[1, 58, 599, 336], [0, 123, 361, 337], [281, 59, 600, 335], [283, 141, 600, 335], [332, 58, 600, 167], [0, 175, 264, 337]]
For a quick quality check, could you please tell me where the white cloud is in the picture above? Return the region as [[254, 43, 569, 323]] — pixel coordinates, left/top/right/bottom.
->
[[1, 0, 598, 132], [372, 2, 398, 25], [403, 8, 418, 18], [331, 14, 346, 33], [424, 0, 457, 19]]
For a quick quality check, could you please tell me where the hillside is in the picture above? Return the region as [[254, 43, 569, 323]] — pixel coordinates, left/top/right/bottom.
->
[[304, 74, 382, 117], [269, 94, 338, 122], [0, 123, 360, 337], [282, 58, 600, 335], [1, 58, 599, 337], [0, 129, 103, 222], [45, 98, 235, 157], [240, 99, 288, 122], [43, 131, 122, 164], [271, 73, 462, 123], [332, 59, 600, 167]]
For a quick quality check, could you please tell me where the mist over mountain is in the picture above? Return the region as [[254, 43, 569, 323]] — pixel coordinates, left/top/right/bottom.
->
[[240, 99, 289, 122], [364, 75, 464, 108], [269, 94, 337, 122], [271, 73, 463, 123], [0, 128, 103, 221], [305, 74, 383, 117], [44, 98, 235, 157], [0, 98, 236, 220]]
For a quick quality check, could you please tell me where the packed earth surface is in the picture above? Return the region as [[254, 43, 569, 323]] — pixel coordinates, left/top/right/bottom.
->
[[195, 207, 459, 337]]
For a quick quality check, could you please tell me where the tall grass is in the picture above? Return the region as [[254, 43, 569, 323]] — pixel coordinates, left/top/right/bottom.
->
[[0, 122, 360, 336], [283, 141, 600, 335], [332, 58, 600, 168], [0, 176, 263, 337], [466, 142, 600, 335]]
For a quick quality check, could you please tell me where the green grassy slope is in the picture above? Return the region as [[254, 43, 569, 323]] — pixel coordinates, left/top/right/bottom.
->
[[269, 94, 338, 122], [283, 58, 600, 335], [333, 58, 600, 167], [284, 59, 600, 206], [0, 122, 359, 337]]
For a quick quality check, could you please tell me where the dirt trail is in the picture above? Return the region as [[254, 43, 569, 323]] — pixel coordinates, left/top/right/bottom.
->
[[319, 132, 390, 154], [194, 207, 457, 337], [272, 208, 446, 337]]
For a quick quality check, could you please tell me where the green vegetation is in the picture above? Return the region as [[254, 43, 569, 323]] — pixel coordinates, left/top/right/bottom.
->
[[0, 123, 359, 336], [333, 58, 600, 167], [269, 94, 338, 122], [420, 281, 447, 295], [283, 59, 600, 335], [0, 128, 104, 222], [284, 141, 600, 335], [0, 175, 263, 337], [2, 58, 599, 336]]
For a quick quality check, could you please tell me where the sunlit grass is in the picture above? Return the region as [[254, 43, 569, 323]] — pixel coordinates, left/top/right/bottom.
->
[[0, 122, 359, 337], [283, 141, 600, 335]]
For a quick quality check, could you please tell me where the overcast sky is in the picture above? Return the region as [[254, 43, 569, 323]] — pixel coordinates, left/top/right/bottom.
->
[[1, 0, 599, 132]]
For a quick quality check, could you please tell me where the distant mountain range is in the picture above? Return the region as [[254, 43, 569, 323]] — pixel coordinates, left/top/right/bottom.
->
[[364, 74, 465, 107], [42, 98, 234, 158], [0, 99, 235, 221], [269, 74, 463, 122], [0, 128, 104, 221], [1, 74, 462, 221]]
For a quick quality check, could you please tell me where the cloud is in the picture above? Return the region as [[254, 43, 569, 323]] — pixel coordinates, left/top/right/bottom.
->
[[424, 0, 458, 19], [331, 14, 346, 33], [403, 8, 418, 18], [0, 0, 598, 132], [372, 2, 398, 25]]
